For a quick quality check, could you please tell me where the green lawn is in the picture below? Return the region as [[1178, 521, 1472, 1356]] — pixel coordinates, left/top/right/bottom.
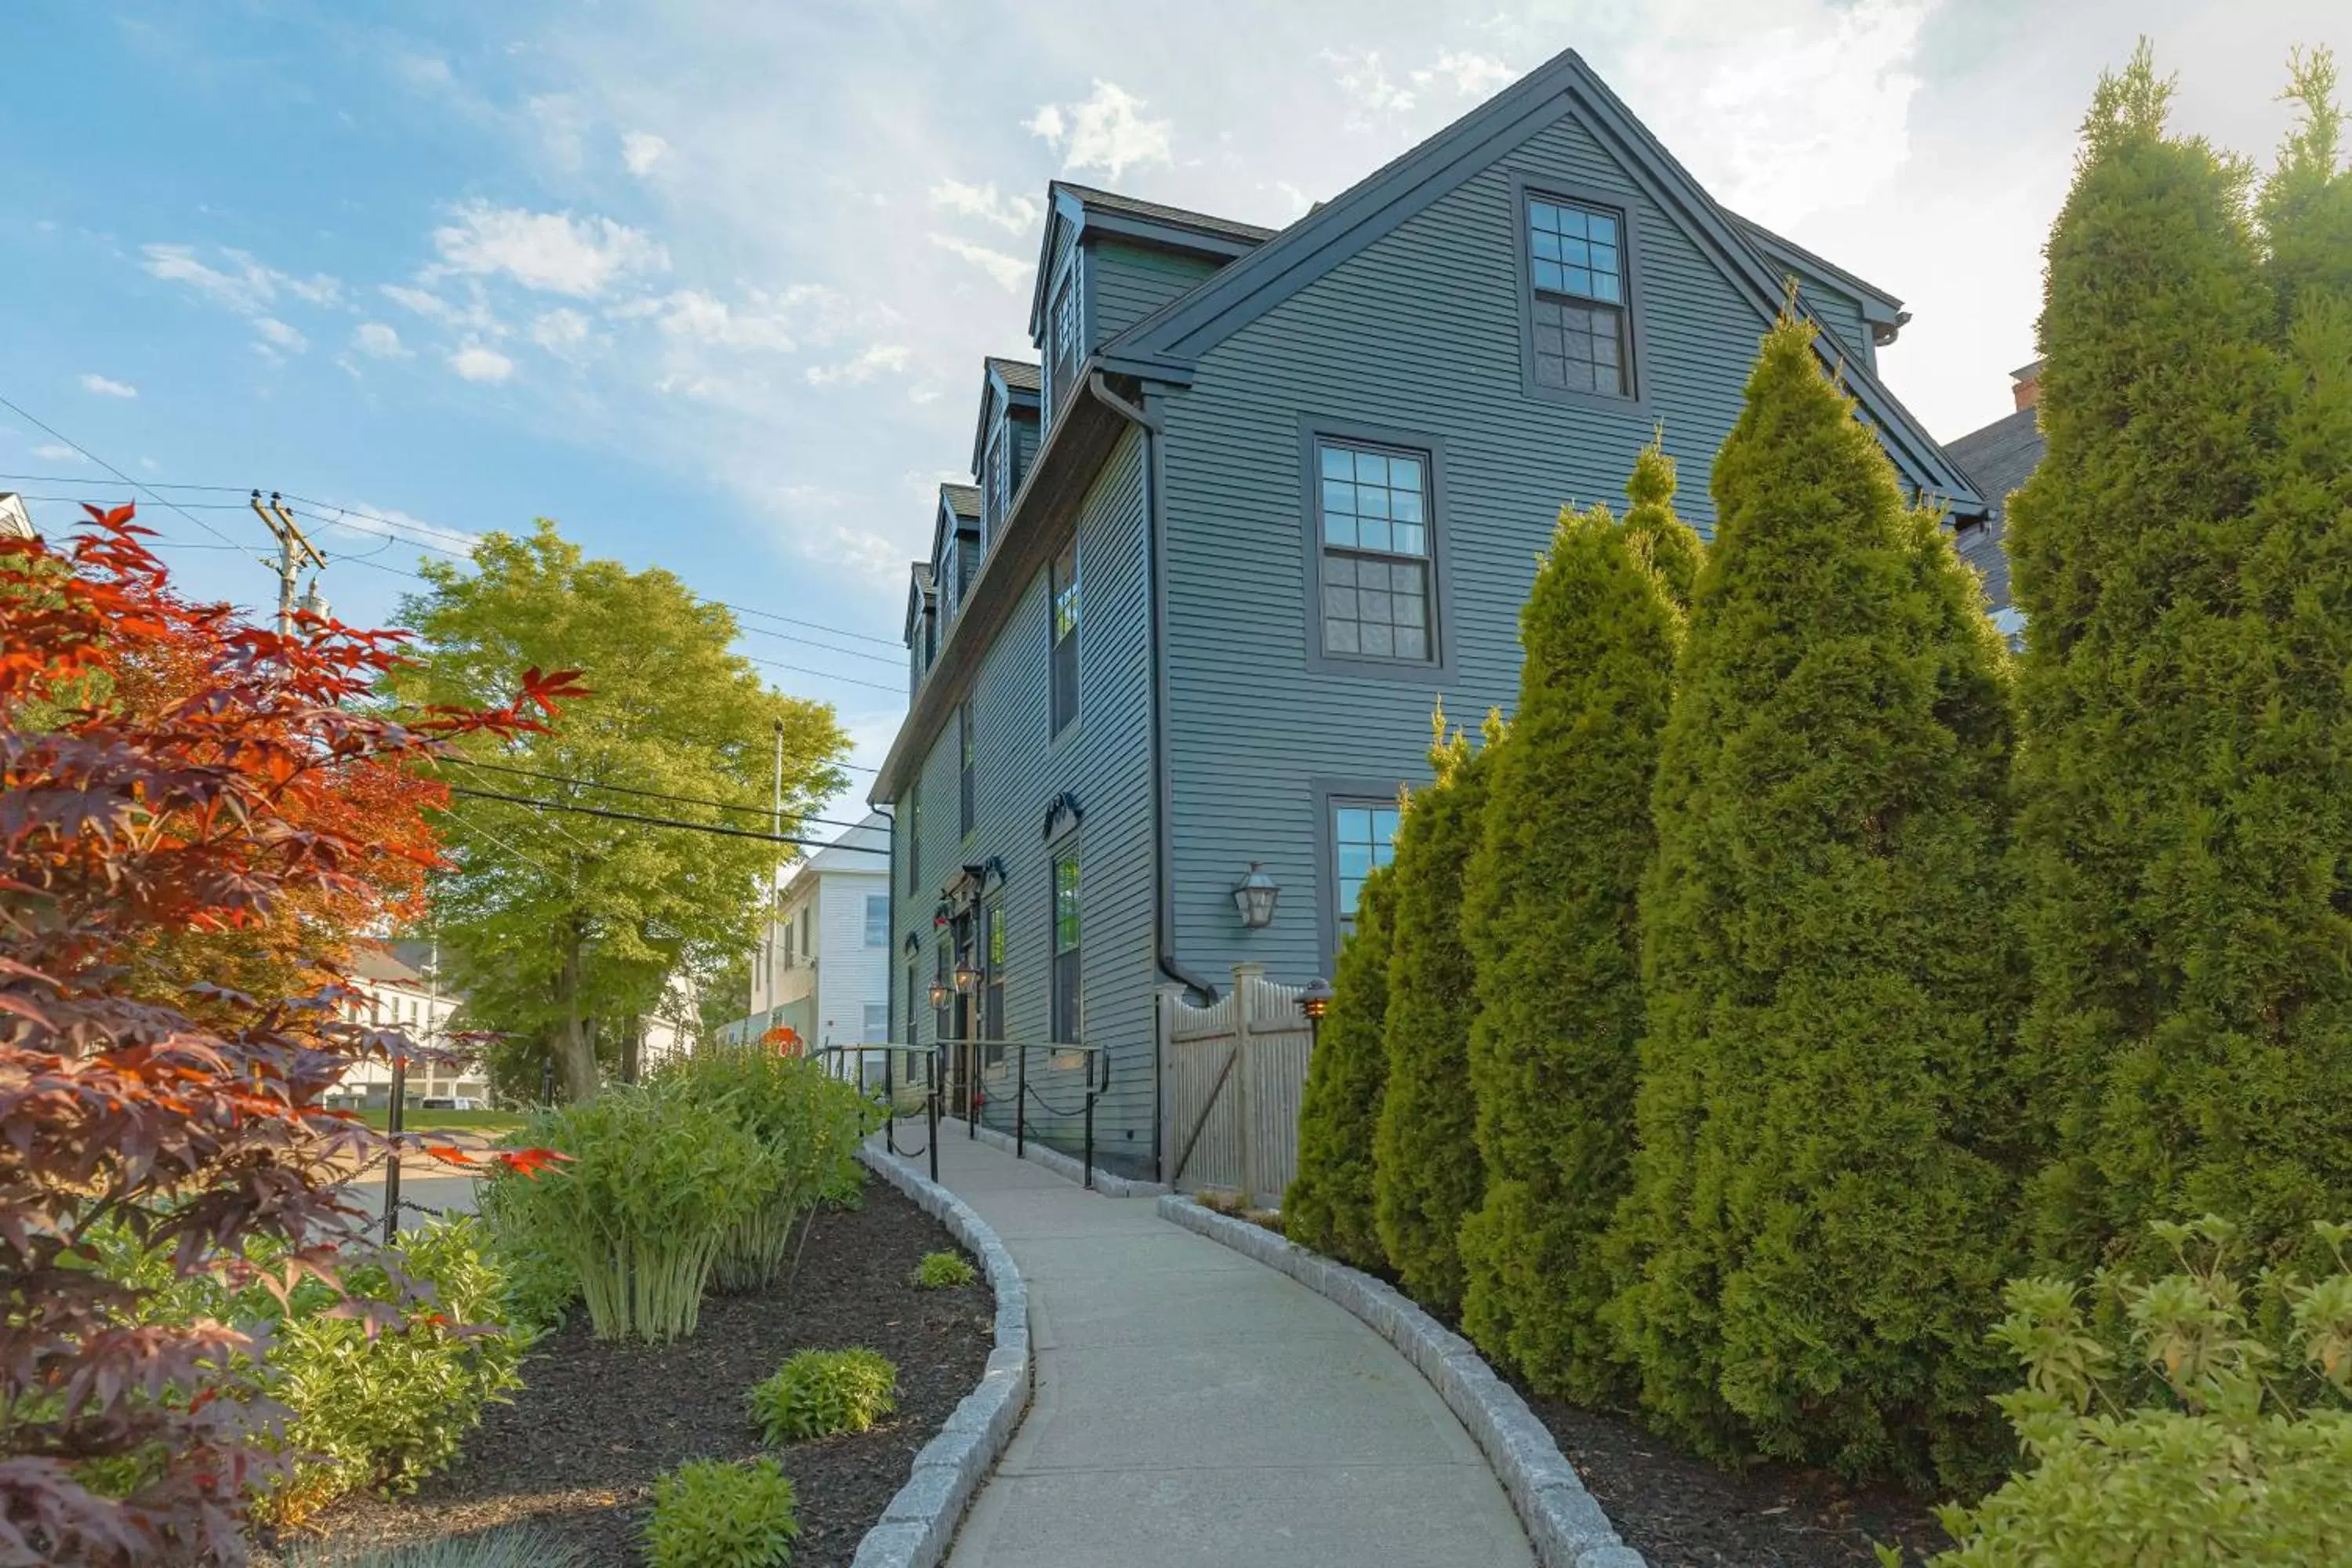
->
[[349, 1107, 526, 1134]]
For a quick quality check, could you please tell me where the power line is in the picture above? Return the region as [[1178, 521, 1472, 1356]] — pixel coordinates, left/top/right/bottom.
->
[[434, 757, 884, 833], [0, 394, 256, 552], [443, 784, 892, 854]]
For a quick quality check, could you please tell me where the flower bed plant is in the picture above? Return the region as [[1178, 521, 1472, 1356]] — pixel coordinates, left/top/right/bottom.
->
[[749, 1348, 900, 1444], [911, 1250, 977, 1290], [644, 1457, 801, 1568]]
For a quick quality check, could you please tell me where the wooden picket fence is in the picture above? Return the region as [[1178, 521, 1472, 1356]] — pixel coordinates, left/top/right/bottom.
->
[[1160, 964, 1313, 1206]]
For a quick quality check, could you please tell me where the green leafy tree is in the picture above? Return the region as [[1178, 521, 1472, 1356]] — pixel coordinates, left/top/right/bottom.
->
[[393, 522, 844, 1102], [1373, 711, 1494, 1313], [1459, 485, 1690, 1405], [1607, 316, 2021, 1488], [2009, 45, 2352, 1272], [1286, 865, 1398, 1271]]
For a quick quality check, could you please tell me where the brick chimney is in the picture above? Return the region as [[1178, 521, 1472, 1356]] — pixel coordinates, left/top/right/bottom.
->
[[2011, 358, 2045, 412]]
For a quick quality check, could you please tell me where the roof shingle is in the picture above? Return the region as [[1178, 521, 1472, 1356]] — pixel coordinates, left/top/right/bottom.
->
[[1944, 405, 2045, 612]]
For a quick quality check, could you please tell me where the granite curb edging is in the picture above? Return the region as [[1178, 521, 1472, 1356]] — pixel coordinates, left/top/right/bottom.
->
[[930, 1116, 1172, 1198], [1157, 1194, 1646, 1568], [848, 1143, 1034, 1568]]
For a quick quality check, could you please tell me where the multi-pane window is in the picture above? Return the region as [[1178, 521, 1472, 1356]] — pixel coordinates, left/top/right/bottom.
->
[[1047, 265, 1081, 420], [1051, 854, 1081, 1044], [982, 426, 1007, 550], [959, 702, 976, 837], [1526, 196, 1628, 395], [953, 530, 978, 608], [865, 895, 889, 948], [1050, 537, 1080, 735], [1317, 442, 1433, 662], [906, 786, 920, 891], [1333, 801, 1403, 939], [862, 1004, 889, 1044]]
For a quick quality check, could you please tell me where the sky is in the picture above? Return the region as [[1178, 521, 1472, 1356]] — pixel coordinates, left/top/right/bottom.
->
[[2, 0, 2340, 808]]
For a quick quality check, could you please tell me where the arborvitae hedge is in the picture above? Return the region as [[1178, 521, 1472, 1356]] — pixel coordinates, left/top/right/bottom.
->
[[2010, 45, 2352, 1272], [1285, 864, 1398, 1272], [1606, 316, 2021, 1489], [1371, 714, 1493, 1314], [1621, 434, 1702, 614], [1457, 492, 1689, 1406]]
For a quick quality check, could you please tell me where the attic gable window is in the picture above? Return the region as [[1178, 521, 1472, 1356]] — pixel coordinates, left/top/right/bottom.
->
[[1525, 195, 1629, 396]]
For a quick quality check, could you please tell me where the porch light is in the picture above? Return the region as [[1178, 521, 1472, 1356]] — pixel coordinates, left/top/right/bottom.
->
[[1232, 862, 1281, 929], [927, 978, 951, 1011], [1299, 977, 1335, 1021], [954, 960, 981, 995]]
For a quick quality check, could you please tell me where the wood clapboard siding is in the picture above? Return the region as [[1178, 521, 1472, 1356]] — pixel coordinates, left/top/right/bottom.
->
[[1155, 105, 1851, 985], [889, 430, 1162, 1176], [1088, 241, 1222, 347]]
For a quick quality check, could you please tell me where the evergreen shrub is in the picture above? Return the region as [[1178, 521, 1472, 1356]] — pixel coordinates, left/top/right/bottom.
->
[[1285, 866, 1398, 1272], [1373, 714, 1495, 1314], [1459, 477, 1689, 1405], [1606, 314, 2021, 1489]]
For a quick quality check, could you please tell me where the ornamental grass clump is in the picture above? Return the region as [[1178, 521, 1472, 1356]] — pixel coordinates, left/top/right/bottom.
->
[[644, 1457, 801, 1568], [912, 1250, 978, 1289], [662, 1049, 878, 1294], [749, 1348, 900, 1443], [492, 1082, 769, 1341], [1926, 1218, 2352, 1566]]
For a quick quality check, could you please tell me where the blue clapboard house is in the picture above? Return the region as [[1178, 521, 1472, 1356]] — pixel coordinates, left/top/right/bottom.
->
[[872, 46, 1985, 1180]]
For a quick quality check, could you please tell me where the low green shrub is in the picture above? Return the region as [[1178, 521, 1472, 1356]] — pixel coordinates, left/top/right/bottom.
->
[[911, 1250, 977, 1289], [659, 1051, 880, 1294], [474, 1170, 578, 1338], [1920, 1218, 2352, 1566], [282, 1525, 586, 1568], [644, 1457, 801, 1568], [748, 1348, 899, 1443], [488, 1083, 769, 1341], [86, 1215, 525, 1527]]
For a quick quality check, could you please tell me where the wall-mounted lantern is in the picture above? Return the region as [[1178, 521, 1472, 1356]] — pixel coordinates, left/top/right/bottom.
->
[[1232, 862, 1281, 929], [1299, 977, 1335, 1021], [927, 978, 952, 1011], [953, 959, 981, 995]]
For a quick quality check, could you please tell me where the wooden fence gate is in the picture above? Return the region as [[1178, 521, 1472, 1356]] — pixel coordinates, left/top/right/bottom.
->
[[1160, 964, 1313, 1205]]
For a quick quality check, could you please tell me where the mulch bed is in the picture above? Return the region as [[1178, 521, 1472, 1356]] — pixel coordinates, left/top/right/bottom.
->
[[274, 1179, 993, 1567], [1521, 1391, 1951, 1566]]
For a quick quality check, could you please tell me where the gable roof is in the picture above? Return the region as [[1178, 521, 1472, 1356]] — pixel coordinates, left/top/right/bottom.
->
[[1028, 181, 1276, 340], [903, 560, 935, 643], [941, 483, 981, 520], [971, 357, 1043, 472], [1094, 46, 1981, 514], [989, 356, 1042, 393], [781, 811, 891, 885], [1726, 211, 1907, 337], [1945, 403, 2045, 612]]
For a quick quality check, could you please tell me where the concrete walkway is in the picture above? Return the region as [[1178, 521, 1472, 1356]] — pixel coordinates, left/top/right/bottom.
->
[[920, 1131, 1534, 1568]]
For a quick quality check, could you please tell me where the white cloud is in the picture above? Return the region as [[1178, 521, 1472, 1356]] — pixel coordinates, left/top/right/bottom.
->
[[804, 343, 910, 386], [380, 280, 507, 337], [622, 130, 670, 176], [1025, 82, 1173, 179], [1412, 51, 1517, 99], [254, 317, 309, 352], [353, 321, 410, 358], [140, 243, 343, 318], [1325, 50, 1416, 122], [531, 307, 595, 355], [449, 343, 517, 383], [31, 443, 84, 463], [630, 289, 800, 352], [928, 179, 1040, 235], [430, 200, 670, 297], [928, 235, 1029, 291], [79, 373, 137, 398]]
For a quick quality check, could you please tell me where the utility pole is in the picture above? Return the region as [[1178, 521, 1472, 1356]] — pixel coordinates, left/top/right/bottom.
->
[[249, 490, 325, 635]]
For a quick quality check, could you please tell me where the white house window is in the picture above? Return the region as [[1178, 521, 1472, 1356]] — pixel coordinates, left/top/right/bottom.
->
[[1526, 196, 1628, 395], [1332, 800, 1402, 939], [865, 895, 890, 947], [862, 1003, 889, 1044], [1316, 442, 1433, 662]]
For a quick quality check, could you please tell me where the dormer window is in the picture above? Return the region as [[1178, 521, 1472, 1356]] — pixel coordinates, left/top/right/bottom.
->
[[982, 424, 1008, 551], [1045, 261, 1082, 420]]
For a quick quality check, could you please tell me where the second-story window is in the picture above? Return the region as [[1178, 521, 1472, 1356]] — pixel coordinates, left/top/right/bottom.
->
[[1526, 195, 1629, 396], [865, 895, 889, 947], [1050, 536, 1080, 735], [1047, 263, 1081, 420], [906, 786, 921, 891], [982, 891, 1006, 1047], [1316, 441, 1434, 663], [959, 701, 976, 837]]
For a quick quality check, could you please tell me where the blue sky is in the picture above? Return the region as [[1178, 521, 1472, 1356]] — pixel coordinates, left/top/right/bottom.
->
[[2, 0, 2337, 799]]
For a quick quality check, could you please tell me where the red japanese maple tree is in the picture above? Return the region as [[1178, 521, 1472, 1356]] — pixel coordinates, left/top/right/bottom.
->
[[0, 506, 579, 1566]]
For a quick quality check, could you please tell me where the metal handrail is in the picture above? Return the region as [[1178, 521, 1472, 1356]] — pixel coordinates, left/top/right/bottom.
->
[[934, 1036, 1111, 1191], [802, 1043, 946, 1184]]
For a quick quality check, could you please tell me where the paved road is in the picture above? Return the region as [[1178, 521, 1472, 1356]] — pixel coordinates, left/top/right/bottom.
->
[[924, 1133, 1534, 1568], [338, 1171, 482, 1226]]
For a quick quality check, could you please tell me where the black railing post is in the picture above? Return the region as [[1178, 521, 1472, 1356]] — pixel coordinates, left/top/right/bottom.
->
[[884, 1045, 897, 1156], [927, 1044, 941, 1185], [382, 1054, 407, 1247], [965, 1038, 977, 1139], [1016, 1044, 1028, 1160], [1082, 1051, 1097, 1192]]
